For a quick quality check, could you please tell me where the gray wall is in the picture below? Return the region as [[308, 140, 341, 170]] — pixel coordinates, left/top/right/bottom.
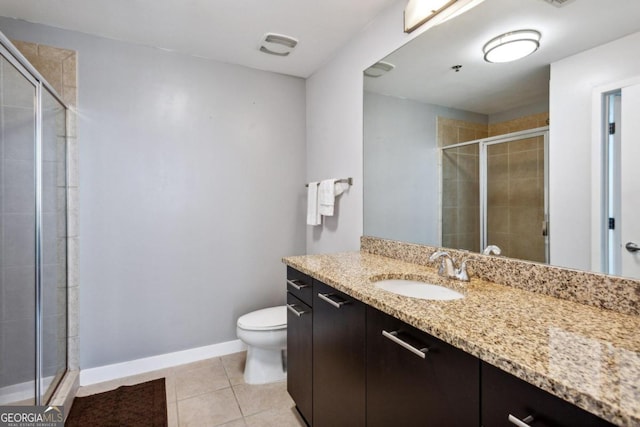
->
[[0, 18, 307, 369], [363, 91, 486, 246]]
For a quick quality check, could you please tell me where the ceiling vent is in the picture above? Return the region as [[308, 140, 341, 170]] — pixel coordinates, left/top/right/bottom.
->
[[364, 61, 395, 78], [259, 33, 298, 57], [541, 0, 577, 7]]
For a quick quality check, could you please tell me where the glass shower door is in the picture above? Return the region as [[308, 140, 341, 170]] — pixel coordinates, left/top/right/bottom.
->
[[441, 142, 480, 252], [0, 40, 68, 405], [0, 52, 37, 405], [484, 134, 548, 263]]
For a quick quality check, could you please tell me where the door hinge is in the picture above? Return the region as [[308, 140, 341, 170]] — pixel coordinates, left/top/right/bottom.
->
[[608, 217, 615, 230], [609, 122, 616, 134]]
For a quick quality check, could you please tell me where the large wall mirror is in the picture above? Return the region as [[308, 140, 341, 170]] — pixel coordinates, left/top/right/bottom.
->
[[363, 0, 640, 279]]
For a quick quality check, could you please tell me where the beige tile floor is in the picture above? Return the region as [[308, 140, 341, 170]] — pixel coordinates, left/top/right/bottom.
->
[[75, 351, 307, 427]]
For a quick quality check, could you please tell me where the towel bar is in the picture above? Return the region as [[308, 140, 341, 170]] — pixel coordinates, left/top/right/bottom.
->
[[305, 177, 353, 187]]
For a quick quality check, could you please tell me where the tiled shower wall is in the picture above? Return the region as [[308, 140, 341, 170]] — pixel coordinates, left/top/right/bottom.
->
[[438, 113, 548, 260], [10, 40, 79, 372], [488, 112, 549, 137]]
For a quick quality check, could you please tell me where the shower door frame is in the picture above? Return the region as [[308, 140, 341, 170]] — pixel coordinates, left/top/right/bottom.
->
[[0, 34, 70, 406], [479, 127, 550, 263], [441, 126, 549, 261]]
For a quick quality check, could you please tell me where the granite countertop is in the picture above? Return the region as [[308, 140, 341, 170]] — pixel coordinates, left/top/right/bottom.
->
[[282, 251, 640, 426]]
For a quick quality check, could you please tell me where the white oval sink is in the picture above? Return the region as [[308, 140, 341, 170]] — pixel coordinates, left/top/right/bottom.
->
[[374, 279, 464, 301]]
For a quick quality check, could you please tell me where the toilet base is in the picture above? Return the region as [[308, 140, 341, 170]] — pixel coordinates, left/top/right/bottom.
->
[[244, 346, 287, 384]]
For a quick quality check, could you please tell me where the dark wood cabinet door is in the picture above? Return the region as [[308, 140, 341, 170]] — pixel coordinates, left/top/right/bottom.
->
[[287, 292, 313, 426], [481, 362, 613, 427], [366, 306, 480, 427], [313, 281, 366, 427]]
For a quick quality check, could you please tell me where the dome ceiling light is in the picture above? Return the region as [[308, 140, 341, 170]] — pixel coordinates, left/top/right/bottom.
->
[[483, 29, 541, 63]]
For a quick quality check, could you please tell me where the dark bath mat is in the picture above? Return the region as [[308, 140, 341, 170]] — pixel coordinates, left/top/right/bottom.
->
[[65, 378, 167, 427]]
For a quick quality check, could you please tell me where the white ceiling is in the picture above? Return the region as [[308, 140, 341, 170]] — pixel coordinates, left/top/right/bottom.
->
[[364, 0, 640, 115], [0, 0, 401, 78]]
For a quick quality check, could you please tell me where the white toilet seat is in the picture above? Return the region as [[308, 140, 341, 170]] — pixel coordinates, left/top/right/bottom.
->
[[237, 306, 286, 331]]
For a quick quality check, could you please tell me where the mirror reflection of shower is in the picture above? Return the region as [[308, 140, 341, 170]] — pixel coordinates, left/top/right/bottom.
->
[[439, 117, 549, 263]]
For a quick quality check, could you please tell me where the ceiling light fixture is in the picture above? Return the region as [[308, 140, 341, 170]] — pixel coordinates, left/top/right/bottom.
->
[[483, 29, 541, 63], [404, 0, 458, 33]]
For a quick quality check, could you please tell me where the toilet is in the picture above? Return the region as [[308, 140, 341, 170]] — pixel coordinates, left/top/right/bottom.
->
[[236, 306, 287, 384]]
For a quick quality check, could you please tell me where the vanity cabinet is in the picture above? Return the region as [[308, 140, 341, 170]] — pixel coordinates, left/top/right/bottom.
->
[[286, 288, 312, 426], [285, 268, 614, 427], [366, 306, 480, 427], [481, 362, 613, 426], [313, 280, 366, 427]]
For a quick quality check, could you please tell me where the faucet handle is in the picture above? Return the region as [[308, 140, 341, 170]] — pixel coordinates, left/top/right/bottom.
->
[[454, 259, 473, 282]]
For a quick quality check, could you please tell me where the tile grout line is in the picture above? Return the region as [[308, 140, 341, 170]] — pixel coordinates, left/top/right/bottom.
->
[[216, 357, 244, 427], [228, 379, 247, 419]]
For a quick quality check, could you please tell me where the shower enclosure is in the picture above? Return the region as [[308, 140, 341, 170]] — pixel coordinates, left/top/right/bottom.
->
[[442, 128, 549, 263], [0, 37, 68, 405]]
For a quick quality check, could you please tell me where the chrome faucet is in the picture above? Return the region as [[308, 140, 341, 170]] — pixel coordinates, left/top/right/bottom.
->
[[428, 251, 471, 282], [429, 251, 455, 277]]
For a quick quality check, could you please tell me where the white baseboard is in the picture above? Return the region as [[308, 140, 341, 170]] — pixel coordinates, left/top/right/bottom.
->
[[79, 339, 246, 386]]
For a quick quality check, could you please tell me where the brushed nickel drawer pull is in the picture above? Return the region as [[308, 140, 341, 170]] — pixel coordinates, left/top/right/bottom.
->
[[382, 330, 428, 359], [317, 293, 349, 308], [286, 303, 308, 317], [508, 414, 534, 427], [287, 279, 309, 290]]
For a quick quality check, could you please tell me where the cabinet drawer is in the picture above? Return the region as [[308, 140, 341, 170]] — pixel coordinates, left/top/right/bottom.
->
[[287, 267, 314, 306], [481, 362, 613, 426]]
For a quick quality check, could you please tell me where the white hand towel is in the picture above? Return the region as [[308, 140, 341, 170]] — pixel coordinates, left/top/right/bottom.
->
[[318, 179, 336, 216], [306, 182, 321, 226], [319, 179, 349, 217], [334, 182, 349, 197]]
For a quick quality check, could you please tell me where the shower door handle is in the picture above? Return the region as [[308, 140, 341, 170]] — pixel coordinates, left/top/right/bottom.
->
[[625, 242, 640, 253]]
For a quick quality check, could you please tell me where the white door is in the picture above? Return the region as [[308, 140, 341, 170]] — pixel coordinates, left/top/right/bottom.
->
[[620, 83, 640, 278]]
